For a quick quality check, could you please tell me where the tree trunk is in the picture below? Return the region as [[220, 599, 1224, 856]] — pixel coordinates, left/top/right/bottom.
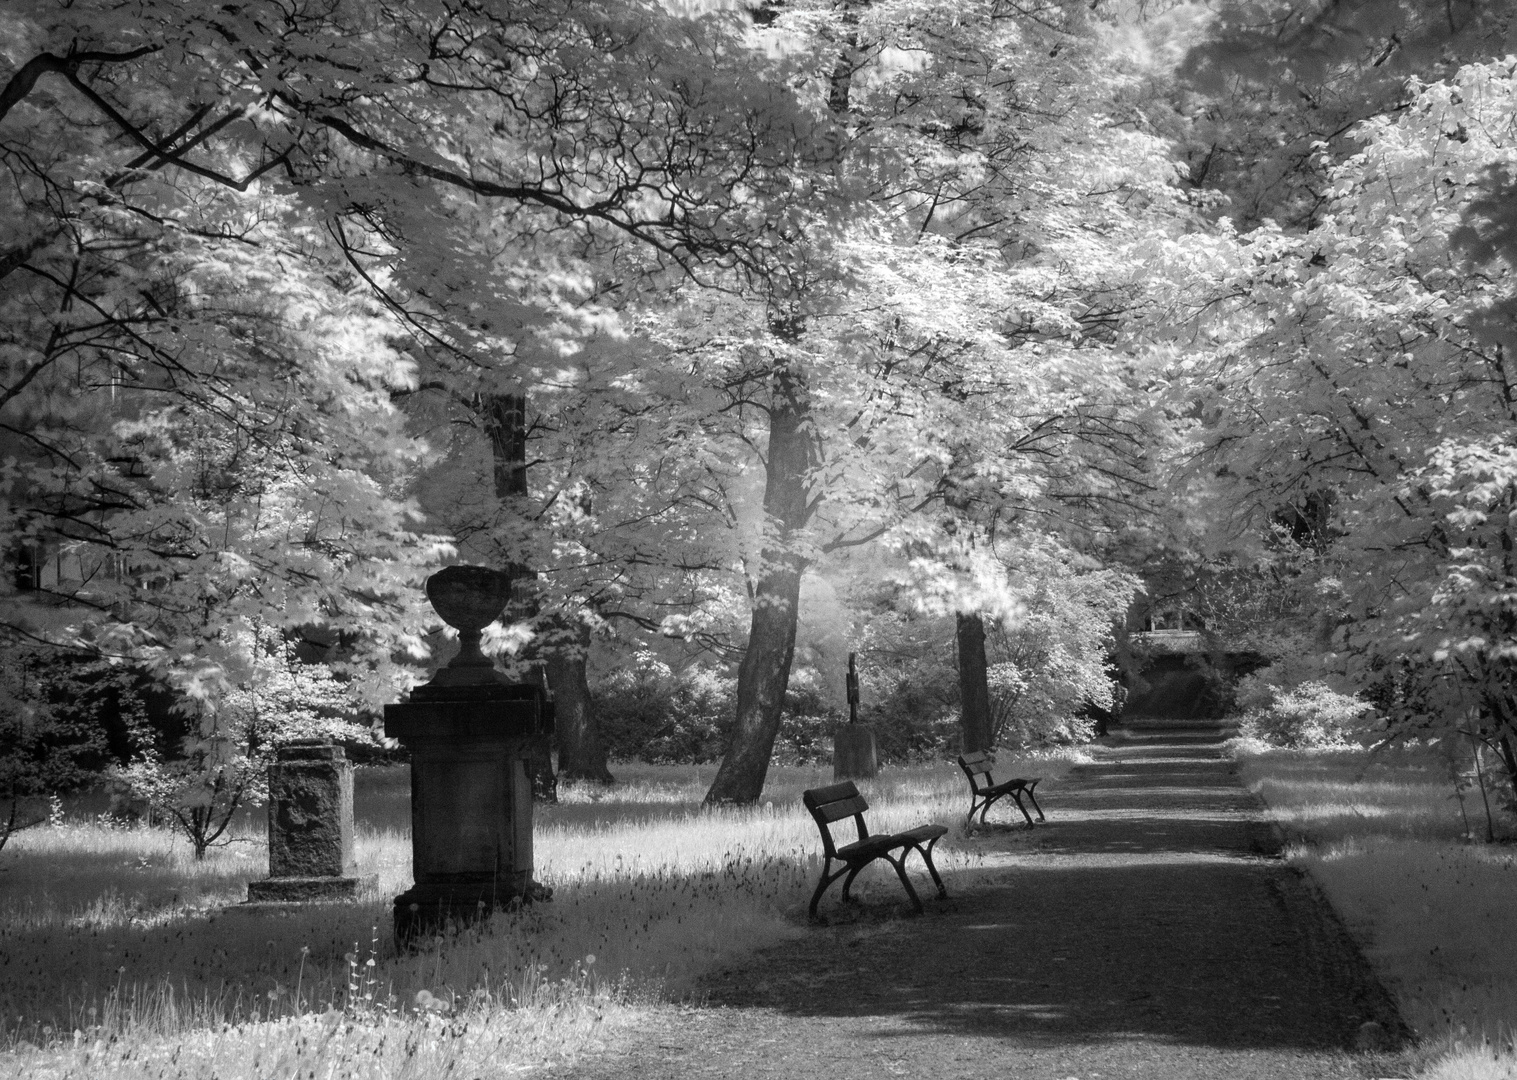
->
[[484, 392, 558, 803], [545, 621, 614, 784], [1497, 730, 1517, 805], [957, 611, 994, 754], [704, 365, 813, 805]]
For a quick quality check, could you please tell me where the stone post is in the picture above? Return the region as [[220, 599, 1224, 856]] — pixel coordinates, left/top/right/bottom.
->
[[384, 565, 555, 946], [246, 741, 375, 902]]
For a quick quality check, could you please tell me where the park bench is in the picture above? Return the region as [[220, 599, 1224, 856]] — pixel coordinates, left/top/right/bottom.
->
[[957, 751, 1045, 829], [802, 781, 947, 920]]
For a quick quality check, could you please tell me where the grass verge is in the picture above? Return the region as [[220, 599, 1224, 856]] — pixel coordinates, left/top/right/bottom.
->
[[0, 756, 1073, 1078], [1230, 738, 1517, 1079]]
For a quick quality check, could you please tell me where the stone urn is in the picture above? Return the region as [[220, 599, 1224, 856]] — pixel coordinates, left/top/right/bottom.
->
[[423, 564, 516, 681]]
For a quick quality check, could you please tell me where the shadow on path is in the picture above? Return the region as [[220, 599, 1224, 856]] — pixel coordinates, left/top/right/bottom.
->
[[550, 725, 1410, 1080]]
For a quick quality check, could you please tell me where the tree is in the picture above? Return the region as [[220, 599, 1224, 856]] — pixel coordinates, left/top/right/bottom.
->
[[0, 640, 112, 853], [983, 538, 1139, 747], [114, 623, 379, 859], [2, 3, 452, 688], [1149, 59, 1517, 797], [2, 0, 834, 784], [678, 0, 1190, 801], [1175, 0, 1515, 229]]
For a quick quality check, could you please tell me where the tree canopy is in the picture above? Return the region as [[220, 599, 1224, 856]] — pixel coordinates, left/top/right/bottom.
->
[[6, 0, 1517, 804]]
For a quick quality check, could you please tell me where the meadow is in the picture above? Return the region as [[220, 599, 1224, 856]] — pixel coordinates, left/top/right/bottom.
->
[[0, 758, 1048, 1079], [1230, 736, 1517, 1080], [9, 740, 1511, 1080]]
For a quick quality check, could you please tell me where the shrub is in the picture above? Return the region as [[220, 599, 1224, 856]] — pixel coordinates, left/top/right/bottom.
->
[[772, 668, 842, 765], [1238, 680, 1374, 749], [594, 656, 731, 764], [594, 657, 848, 765]]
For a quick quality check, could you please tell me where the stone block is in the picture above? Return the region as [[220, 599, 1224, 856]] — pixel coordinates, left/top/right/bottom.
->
[[246, 741, 365, 905], [833, 724, 879, 780], [246, 874, 376, 902], [266, 741, 355, 879]]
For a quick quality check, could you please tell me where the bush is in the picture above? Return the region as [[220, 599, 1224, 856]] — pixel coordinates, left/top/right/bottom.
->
[[1237, 680, 1374, 749], [593, 658, 846, 766], [595, 657, 732, 764], [771, 668, 843, 765]]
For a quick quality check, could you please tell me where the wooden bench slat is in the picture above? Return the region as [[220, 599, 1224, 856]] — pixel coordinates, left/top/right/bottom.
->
[[985, 776, 1036, 795], [898, 823, 948, 844], [835, 835, 902, 859], [811, 795, 870, 823], [803, 781, 862, 808], [959, 750, 993, 769]]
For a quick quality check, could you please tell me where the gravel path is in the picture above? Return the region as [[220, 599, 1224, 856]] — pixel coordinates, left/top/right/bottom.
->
[[548, 725, 1413, 1079]]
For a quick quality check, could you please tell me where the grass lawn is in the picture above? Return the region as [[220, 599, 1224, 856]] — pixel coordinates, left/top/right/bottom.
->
[[1230, 737, 1517, 1079], [0, 756, 1065, 1078]]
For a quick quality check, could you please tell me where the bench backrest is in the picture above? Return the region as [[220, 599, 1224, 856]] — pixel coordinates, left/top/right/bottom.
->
[[802, 781, 870, 859], [957, 751, 997, 793]]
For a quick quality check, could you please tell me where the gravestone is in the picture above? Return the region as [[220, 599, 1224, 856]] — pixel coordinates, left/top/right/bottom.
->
[[384, 564, 554, 946], [246, 741, 375, 902], [833, 652, 879, 780]]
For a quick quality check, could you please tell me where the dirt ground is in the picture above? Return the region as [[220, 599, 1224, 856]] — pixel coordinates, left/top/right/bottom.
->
[[545, 726, 1419, 1080]]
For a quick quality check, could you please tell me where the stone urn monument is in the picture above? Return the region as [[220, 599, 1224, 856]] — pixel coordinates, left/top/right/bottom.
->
[[384, 565, 554, 945]]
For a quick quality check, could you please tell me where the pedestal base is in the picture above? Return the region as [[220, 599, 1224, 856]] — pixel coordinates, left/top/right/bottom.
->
[[393, 879, 553, 947], [246, 875, 376, 902], [833, 724, 879, 780]]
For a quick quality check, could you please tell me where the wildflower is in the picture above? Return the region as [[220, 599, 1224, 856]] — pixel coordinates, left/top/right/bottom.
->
[[414, 990, 449, 1014], [584, 954, 596, 966]]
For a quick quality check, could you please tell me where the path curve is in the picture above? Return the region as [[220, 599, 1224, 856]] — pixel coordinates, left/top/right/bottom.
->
[[548, 725, 1410, 1080]]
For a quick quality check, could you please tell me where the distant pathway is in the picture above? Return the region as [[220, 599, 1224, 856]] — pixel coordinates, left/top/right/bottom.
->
[[548, 724, 1409, 1080]]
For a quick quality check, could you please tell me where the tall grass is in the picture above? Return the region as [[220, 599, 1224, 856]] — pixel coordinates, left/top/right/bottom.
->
[[1231, 739, 1517, 1078], [0, 758, 1035, 1078]]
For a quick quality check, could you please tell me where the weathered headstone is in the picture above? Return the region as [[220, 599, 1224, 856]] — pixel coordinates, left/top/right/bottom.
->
[[246, 741, 375, 902], [384, 564, 554, 946], [833, 652, 879, 780]]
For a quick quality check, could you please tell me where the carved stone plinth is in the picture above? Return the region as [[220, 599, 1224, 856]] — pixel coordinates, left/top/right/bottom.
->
[[246, 742, 376, 903]]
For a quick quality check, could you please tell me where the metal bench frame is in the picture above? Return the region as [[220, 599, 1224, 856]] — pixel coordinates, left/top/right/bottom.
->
[[957, 751, 1045, 828], [802, 781, 947, 920]]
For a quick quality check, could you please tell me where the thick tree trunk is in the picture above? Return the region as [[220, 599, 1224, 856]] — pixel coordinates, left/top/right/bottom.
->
[[484, 392, 557, 803], [545, 621, 613, 784], [957, 611, 994, 754], [704, 366, 813, 805]]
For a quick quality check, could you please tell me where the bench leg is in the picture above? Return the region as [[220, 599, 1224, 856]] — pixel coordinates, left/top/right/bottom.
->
[[1007, 789, 1036, 828], [913, 837, 947, 899], [887, 853, 924, 913], [840, 861, 871, 903], [808, 861, 847, 920], [1023, 782, 1046, 823]]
